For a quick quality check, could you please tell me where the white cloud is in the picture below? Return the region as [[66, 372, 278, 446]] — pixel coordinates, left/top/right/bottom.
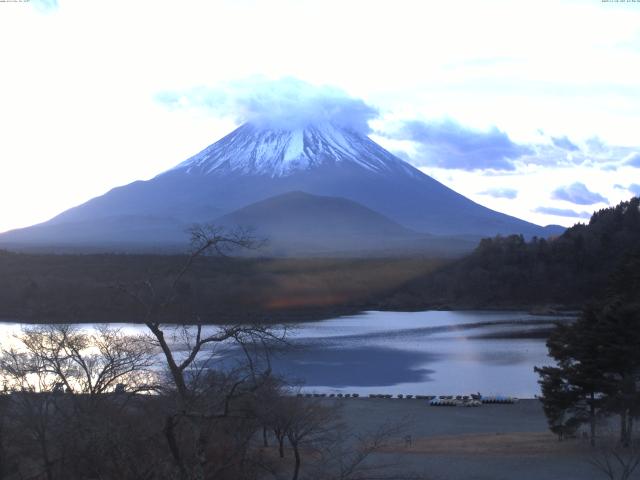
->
[[552, 182, 608, 206], [628, 184, 640, 196], [626, 152, 640, 167], [551, 136, 580, 152], [480, 188, 518, 199], [534, 207, 591, 219], [381, 119, 529, 171], [156, 77, 378, 134]]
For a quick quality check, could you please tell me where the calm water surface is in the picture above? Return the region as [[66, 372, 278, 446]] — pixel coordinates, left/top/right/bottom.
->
[[272, 310, 571, 397], [0, 311, 572, 398]]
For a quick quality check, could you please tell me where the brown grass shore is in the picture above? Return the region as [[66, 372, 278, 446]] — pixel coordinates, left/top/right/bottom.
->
[[0, 253, 444, 323], [330, 398, 609, 480]]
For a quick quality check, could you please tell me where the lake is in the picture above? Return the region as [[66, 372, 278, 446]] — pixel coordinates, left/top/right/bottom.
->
[[0, 310, 572, 398], [267, 310, 571, 398]]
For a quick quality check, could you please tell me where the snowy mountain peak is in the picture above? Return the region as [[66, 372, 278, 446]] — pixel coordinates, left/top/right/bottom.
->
[[169, 122, 418, 178]]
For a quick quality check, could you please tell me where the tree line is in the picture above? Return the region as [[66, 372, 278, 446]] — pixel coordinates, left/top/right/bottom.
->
[[393, 197, 640, 309]]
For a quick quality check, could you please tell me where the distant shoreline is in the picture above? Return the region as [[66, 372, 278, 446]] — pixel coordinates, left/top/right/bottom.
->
[[0, 305, 579, 326], [0, 251, 586, 325]]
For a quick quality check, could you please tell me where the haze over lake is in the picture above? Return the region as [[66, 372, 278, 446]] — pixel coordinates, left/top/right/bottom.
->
[[0, 310, 572, 398]]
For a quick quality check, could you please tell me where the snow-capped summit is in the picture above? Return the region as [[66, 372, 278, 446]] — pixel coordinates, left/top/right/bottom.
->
[[171, 122, 418, 178]]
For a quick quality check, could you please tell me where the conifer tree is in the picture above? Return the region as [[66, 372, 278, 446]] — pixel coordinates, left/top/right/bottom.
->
[[536, 251, 640, 446]]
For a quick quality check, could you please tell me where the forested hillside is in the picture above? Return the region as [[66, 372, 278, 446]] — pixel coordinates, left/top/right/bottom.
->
[[390, 197, 640, 309]]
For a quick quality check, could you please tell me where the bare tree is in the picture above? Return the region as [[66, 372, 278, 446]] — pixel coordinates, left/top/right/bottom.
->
[[0, 347, 61, 480], [314, 420, 419, 480], [589, 437, 640, 480], [0, 324, 158, 480], [282, 396, 337, 480], [16, 324, 157, 397], [118, 224, 286, 479], [258, 394, 420, 480], [255, 383, 292, 458]]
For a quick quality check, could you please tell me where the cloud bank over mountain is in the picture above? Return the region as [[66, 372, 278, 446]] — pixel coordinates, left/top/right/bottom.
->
[[156, 77, 378, 134], [381, 119, 530, 171]]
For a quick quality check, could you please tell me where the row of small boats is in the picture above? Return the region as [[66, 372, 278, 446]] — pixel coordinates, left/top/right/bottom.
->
[[296, 392, 520, 405], [297, 393, 361, 398], [430, 396, 519, 406]]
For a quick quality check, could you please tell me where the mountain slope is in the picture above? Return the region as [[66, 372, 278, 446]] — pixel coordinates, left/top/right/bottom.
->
[[0, 122, 563, 251], [0, 215, 190, 252], [217, 191, 417, 239], [214, 191, 474, 255]]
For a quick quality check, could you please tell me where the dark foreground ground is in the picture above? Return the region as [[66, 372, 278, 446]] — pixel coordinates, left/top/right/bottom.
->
[[332, 399, 613, 480]]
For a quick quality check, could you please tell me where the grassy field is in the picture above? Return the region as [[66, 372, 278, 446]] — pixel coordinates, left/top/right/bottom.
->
[[324, 398, 610, 480]]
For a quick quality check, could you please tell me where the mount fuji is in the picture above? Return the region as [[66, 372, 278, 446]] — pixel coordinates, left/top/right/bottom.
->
[[0, 121, 562, 254]]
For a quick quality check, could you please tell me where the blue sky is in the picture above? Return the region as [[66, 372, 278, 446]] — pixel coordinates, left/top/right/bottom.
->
[[1, 0, 639, 233]]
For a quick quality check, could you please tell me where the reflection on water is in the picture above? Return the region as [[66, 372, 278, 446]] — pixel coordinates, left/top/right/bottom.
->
[[268, 345, 436, 388], [265, 311, 572, 397], [0, 310, 572, 398]]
